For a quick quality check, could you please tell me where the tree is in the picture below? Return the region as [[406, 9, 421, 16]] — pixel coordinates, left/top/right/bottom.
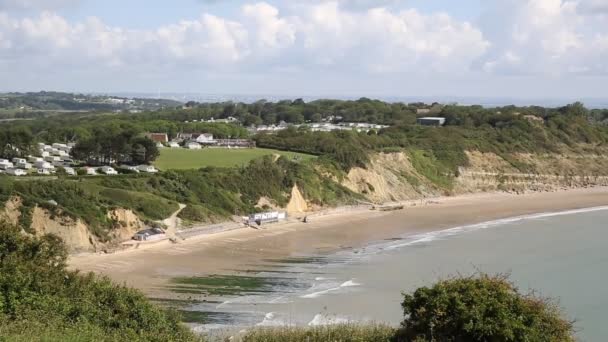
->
[[396, 274, 574, 342], [131, 137, 159, 164]]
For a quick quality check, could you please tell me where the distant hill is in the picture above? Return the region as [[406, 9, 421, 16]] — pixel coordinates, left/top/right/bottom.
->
[[0, 91, 182, 116]]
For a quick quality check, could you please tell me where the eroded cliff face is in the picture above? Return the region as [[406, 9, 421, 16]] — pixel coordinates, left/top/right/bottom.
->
[[30, 207, 99, 252], [342, 152, 441, 203], [107, 209, 146, 243], [0, 196, 22, 226], [457, 151, 608, 194], [0, 198, 146, 253], [342, 151, 608, 200], [3, 150, 608, 253]]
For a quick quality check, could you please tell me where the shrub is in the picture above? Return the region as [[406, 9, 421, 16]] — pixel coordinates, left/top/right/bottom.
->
[[0, 223, 200, 342], [396, 274, 574, 342]]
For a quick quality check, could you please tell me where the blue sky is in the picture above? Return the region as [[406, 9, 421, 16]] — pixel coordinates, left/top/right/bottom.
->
[[1, 0, 607, 99]]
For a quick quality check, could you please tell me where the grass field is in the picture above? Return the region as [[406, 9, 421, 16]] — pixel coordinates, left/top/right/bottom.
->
[[154, 148, 316, 170]]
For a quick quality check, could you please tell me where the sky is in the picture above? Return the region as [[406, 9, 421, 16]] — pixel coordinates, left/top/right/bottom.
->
[[1, 0, 608, 99]]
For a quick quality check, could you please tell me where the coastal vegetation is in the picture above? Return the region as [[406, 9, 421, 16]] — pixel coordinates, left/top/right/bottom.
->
[[0, 155, 359, 239], [233, 274, 574, 341], [1, 99, 608, 245], [0, 222, 200, 342], [0, 221, 575, 341]]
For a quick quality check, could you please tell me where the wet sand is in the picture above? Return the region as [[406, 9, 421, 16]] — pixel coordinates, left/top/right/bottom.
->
[[69, 187, 608, 297]]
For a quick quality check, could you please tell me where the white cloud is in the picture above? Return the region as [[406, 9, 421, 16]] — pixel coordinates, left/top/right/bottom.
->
[[2, 0, 608, 94], [477, 0, 608, 75], [0, 1, 488, 76]]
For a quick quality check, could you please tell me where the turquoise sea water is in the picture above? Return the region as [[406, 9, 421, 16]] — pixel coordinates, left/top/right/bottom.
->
[[194, 207, 608, 341]]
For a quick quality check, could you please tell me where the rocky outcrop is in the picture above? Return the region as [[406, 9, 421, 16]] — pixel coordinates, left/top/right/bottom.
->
[[286, 185, 309, 215]]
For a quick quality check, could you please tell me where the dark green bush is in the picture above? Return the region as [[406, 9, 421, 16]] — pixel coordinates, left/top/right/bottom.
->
[[397, 274, 574, 342], [0, 223, 200, 342]]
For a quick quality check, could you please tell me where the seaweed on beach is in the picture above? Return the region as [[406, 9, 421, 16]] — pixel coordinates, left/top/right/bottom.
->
[[167, 274, 292, 296]]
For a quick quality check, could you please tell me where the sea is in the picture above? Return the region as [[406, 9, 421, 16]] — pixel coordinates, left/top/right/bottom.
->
[[186, 207, 608, 341]]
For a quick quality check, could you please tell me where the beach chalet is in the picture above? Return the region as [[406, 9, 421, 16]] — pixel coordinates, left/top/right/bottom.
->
[[6, 168, 27, 176], [137, 165, 158, 173], [417, 117, 446, 127], [167, 141, 180, 148], [247, 211, 287, 226], [37, 169, 52, 175], [132, 228, 166, 242], [146, 133, 169, 143], [85, 167, 97, 175], [12, 158, 26, 165]]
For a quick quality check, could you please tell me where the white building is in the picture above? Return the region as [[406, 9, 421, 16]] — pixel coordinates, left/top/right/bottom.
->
[[37, 169, 52, 175], [167, 142, 180, 148], [120, 165, 140, 173], [85, 167, 97, 175], [100, 166, 118, 175], [186, 142, 202, 150], [16, 162, 33, 170], [132, 228, 166, 242], [195, 133, 215, 144], [6, 168, 26, 176], [63, 167, 76, 176], [137, 165, 158, 173], [12, 158, 26, 164], [0, 160, 15, 170], [34, 161, 54, 170]]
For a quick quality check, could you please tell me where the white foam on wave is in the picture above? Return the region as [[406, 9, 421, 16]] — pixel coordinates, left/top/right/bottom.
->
[[256, 312, 294, 327], [377, 205, 608, 251], [308, 314, 351, 326], [301, 279, 361, 299]]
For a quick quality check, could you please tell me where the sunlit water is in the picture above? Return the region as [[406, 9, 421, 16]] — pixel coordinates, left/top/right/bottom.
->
[[189, 207, 608, 341]]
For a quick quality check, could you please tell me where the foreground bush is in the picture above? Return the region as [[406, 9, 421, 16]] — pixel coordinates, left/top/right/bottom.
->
[[397, 274, 574, 342], [0, 223, 200, 342], [240, 324, 396, 342]]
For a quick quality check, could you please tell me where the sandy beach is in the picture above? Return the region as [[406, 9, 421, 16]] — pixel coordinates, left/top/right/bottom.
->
[[69, 187, 608, 297]]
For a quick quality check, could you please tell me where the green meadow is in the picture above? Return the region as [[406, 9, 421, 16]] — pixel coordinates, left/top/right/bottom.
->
[[154, 148, 316, 170]]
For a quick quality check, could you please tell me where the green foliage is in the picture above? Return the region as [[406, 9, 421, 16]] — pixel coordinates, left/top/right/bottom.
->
[[0, 223, 199, 342], [71, 122, 159, 165], [408, 150, 456, 191], [397, 274, 574, 342]]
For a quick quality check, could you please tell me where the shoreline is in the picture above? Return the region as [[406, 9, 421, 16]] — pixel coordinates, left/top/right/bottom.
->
[[69, 187, 608, 297]]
